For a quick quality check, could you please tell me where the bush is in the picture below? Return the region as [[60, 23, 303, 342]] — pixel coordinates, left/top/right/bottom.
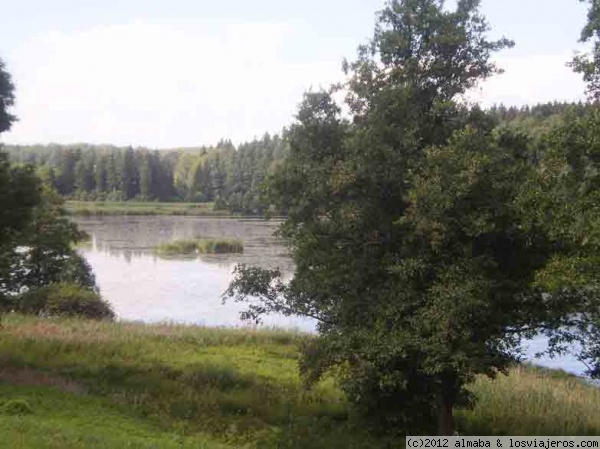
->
[[14, 283, 114, 320]]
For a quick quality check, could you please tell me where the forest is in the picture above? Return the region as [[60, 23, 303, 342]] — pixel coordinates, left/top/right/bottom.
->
[[4, 133, 289, 213], [3, 101, 591, 214]]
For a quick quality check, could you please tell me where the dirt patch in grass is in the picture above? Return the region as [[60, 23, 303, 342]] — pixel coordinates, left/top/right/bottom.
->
[[0, 367, 86, 395]]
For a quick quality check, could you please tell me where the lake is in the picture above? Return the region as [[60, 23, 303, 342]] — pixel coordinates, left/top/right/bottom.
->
[[73, 215, 589, 378], [72, 215, 314, 330]]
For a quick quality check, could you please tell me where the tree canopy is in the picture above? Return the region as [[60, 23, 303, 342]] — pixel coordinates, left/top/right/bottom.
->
[[5, 135, 289, 214], [0, 59, 16, 134], [0, 58, 102, 314], [225, 0, 599, 436]]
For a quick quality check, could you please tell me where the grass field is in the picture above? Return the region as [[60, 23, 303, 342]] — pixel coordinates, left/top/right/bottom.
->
[[64, 201, 235, 217], [0, 315, 599, 448]]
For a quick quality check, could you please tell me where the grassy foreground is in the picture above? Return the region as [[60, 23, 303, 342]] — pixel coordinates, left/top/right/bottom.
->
[[0, 315, 599, 449], [65, 201, 234, 217], [156, 238, 244, 257]]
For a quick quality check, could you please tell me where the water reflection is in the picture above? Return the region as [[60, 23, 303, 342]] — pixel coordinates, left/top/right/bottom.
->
[[78, 216, 294, 271], [88, 235, 262, 270], [73, 216, 308, 330]]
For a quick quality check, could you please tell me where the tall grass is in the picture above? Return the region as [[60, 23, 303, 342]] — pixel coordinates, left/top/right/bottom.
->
[[0, 315, 598, 447], [0, 384, 229, 448], [155, 238, 244, 256], [457, 364, 600, 435], [0, 315, 373, 448]]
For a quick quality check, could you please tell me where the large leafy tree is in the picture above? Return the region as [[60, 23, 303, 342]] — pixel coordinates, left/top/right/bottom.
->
[[2, 187, 96, 297], [223, 0, 581, 436], [0, 58, 97, 306], [0, 58, 41, 295], [0, 59, 16, 134]]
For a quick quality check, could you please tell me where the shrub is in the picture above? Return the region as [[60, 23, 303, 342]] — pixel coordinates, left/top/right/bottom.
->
[[15, 283, 114, 320]]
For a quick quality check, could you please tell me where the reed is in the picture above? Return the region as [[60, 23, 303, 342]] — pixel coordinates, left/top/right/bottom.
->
[[155, 238, 244, 256]]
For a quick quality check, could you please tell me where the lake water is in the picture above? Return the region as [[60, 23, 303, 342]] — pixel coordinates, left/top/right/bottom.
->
[[73, 215, 589, 378], [73, 215, 314, 330]]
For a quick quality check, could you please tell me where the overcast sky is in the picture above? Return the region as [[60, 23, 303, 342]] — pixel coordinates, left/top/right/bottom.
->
[[0, 0, 591, 148]]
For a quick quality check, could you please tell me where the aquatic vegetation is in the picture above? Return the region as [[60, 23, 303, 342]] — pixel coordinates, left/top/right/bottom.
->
[[155, 238, 244, 256]]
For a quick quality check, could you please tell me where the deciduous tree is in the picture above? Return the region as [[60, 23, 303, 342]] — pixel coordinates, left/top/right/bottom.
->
[[0, 57, 100, 311], [224, 0, 577, 436]]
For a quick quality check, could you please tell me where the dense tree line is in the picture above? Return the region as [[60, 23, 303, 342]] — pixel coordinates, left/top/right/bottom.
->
[[4, 134, 288, 214], [486, 101, 595, 139], [5, 102, 590, 216], [488, 101, 590, 122]]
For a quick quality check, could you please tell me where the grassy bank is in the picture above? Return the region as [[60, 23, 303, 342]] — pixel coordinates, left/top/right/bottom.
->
[[156, 238, 244, 256], [0, 315, 598, 448], [457, 365, 600, 435], [65, 201, 235, 217]]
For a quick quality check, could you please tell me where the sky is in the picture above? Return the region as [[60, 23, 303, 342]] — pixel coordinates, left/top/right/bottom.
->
[[0, 0, 592, 148]]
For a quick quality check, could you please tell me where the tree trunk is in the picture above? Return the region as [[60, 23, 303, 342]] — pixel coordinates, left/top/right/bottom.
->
[[438, 374, 455, 436], [437, 397, 454, 435]]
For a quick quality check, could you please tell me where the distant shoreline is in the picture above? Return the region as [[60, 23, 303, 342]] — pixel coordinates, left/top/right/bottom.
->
[[65, 200, 246, 217]]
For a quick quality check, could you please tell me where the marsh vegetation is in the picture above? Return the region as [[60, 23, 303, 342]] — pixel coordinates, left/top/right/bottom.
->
[[156, 238, 244, 257]]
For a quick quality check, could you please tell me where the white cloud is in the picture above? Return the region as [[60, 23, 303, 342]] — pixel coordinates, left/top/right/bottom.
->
[[4, 21, 341, 147], [468, 53, 587, 106], [3, 22, 589, 148]]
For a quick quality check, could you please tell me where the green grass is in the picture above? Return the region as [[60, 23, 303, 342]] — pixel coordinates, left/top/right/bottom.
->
[[65, 201, 234, 217], [155, 238, 244, 256], [457, 364, 600, 435], [0, 315, 378, 448], [0, 315, 598, 448], [0, 384, 228, 448]]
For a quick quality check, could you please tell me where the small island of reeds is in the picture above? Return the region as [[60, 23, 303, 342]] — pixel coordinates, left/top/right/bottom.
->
[[155, 238, 244, 256]]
